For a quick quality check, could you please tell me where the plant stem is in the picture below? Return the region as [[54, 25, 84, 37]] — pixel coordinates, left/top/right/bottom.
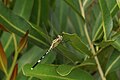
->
[[79, 0, 106, 80], [6, 33, 18, 80]]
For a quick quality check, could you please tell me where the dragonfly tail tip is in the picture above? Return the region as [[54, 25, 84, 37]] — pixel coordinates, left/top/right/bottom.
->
[[31, 68, 33, 70]]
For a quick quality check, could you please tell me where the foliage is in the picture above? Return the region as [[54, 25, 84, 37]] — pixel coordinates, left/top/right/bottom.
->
[[0, 0, 120, 80]]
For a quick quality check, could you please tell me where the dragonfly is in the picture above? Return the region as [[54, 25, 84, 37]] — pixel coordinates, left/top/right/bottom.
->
[[31, 35, 63, 70]]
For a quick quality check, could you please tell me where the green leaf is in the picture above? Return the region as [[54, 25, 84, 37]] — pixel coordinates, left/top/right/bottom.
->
[[116, 0, 120, 8], [92, 13, 103, 41], [56, 62, 96, 77], [98, 46, 114, 71], [40, 0, 49, 24], [0, 2, 49, 49], [99, 0, 113, 40], [18, 46, 44, 73], [68, 7, 85, 40], [92, 0, 119, 41], [22, 64, 94, 80], [64, 0, 85, 23], [13, 0, 34, 20], [18, 46, 56, 73], [80, 58, 96, 67], [106, 71, 119, 80], [105, 50, 120, 76], [56, 64, 74, 76], [1, 32, 15, 58], [63, 32, 92, 56], [59, 0, 68, 32], [95, 40, 114, 49], [112, 35, 120, 51], [91, 1, 100, 20], [31, 0, 50, 26], [78, 58, 96, 71], [53, 0, 68, 33], [57, 45, 82, 63], [41, 51, 56, 64]]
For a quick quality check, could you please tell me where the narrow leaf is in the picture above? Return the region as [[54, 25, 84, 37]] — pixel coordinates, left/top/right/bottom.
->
[[99, 0, 113, 40], [13, 0, 34, 20], [22, 64, 94, 80], [55, 0, 68, 32], [64, 0, 85, 23], [92, 13, 103, 41], [0, 2, 49, 48], [40, 0, 49, 24], [63, 32, 92, 56], [57, 44, 82, 63], [92, 0, 119, 41], [10, 63, 18, 80], [98, 46, 114, 71], [105, 51, 120, 76], [0, 42, 7, 72], [30, 0, 41, 25]]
